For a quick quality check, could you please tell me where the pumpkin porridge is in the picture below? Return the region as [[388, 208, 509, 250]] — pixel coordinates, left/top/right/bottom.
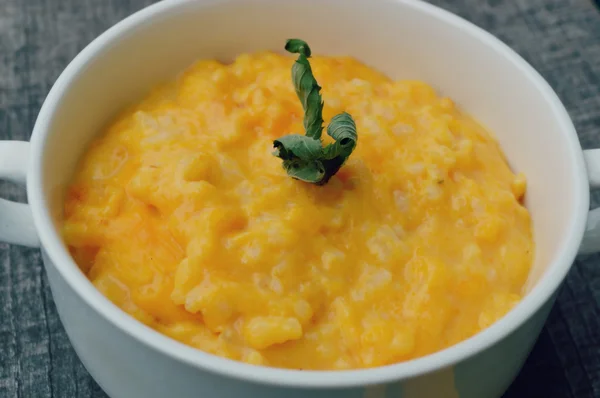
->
[[63, 40, 533, 370]]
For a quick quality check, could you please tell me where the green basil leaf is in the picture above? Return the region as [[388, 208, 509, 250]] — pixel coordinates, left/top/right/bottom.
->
[[281, 158, 326, 184], [273, 134, 324, 160], [322, 112, 358, 160], [287, 40, 324, 140]]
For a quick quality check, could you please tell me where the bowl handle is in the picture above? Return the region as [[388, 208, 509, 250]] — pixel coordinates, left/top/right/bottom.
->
[[0, 141, 40, 247], [579, 149, 600, 254]]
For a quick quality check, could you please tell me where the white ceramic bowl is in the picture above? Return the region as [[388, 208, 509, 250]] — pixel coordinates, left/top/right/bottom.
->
[[2, 0, 600, 397]]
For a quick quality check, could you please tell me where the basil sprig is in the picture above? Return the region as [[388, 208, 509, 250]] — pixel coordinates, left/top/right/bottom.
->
[[273, 39, 358, 185]]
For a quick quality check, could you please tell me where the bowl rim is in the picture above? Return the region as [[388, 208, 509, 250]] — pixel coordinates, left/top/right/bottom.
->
[[28, 0, 589, 388]]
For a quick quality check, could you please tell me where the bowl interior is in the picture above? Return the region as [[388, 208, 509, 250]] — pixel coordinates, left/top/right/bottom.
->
[[39, 0, 582, 328]]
